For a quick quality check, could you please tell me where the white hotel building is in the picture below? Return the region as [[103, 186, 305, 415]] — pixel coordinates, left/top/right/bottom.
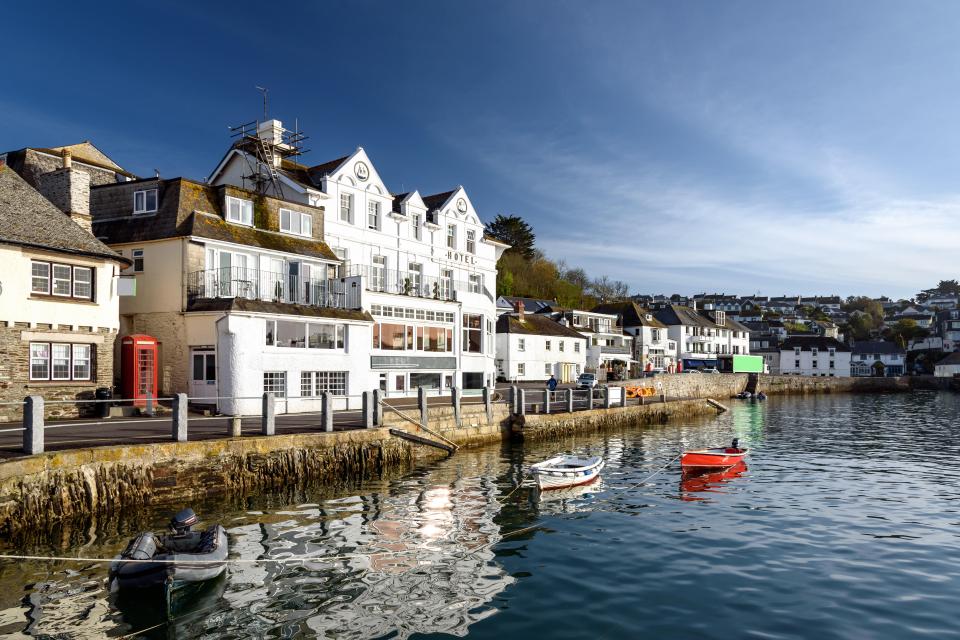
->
[[209, 120, 507, 396]]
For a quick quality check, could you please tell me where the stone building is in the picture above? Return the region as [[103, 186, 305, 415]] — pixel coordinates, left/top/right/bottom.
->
[[0, 163, 130, 421]]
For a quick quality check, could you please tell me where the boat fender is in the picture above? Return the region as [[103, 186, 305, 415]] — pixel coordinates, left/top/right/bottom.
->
[[122, 532, 157, 561]]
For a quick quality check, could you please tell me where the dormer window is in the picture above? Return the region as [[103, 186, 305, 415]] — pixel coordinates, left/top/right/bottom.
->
[[226, 196, 253, 226], [133, 188, 157, 215], [412, 213, 422, 241], [466, 229, 476, 254], [280, 208, 312, 237]]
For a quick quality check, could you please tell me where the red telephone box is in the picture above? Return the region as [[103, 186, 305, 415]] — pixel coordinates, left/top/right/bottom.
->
[[121, 335, 159, 407]]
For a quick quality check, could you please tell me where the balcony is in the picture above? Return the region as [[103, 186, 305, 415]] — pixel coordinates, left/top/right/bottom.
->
[[599, 345, 632, 355], [346, 266, 494, 303], [186, 267, 361, 310]]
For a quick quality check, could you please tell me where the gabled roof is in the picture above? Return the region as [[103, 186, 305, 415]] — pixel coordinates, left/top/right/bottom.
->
[[4, 141, 134, 178], [653, 305, 720, 329], [0, 164, 128, 264], [307, 155, 350, 182], [499, 296, 554, 312], [936, 351, 960, 366], [496, 313, 586, 339], [781, 336, 850, 351], [422, 189, 455, 213], [852, 341, 905, 355], [591, 302, 666, 328]]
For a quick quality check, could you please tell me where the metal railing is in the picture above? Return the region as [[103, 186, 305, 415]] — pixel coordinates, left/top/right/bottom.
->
[[346, 265, 494, 303], [186, 267, 361, 309]]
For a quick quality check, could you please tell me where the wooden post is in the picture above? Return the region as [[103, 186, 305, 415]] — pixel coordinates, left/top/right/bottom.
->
[[604, 386, 612, 409], [483, 386, 493, 423], [567, 388, 574, 413], [362, 391, 373, 428], [620, 387, 627, 408], [418, 386, 429, 429], [452, 387, 462, 427], [322, 392, 333, 432], [373, 389, 383, 426], [519, 388, 526, 415], [510, 385, 519, 414], [172, 393, 188, 442], [23, 396, 44, 455], [261, 392, 275, 435], [544, 389, 551, 414]]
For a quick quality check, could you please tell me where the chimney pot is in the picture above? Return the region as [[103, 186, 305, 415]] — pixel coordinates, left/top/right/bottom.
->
[[62, 149, 72, 169], [516, 300, 525, 321]]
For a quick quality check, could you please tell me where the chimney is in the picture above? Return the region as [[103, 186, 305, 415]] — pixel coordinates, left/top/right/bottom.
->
[[37, 152, 92, 233], [516, 300, 525, 322], [257, 119, 287, 169]]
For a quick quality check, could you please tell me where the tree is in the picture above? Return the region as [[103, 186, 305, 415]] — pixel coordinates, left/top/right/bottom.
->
[[497, 269, 514, 297], [885, 319, 928, 348], [485, 214, 536, 260], [842, 297, 884, 326]]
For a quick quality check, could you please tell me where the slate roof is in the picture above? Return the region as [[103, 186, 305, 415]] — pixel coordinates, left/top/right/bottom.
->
[[308, 155, 350, 180], [0, 164, 128, 264], [653, 305, 720, 329], [780, 336, 851, 352], [499, 296, 555, 312], [936, 352, 960, 366], [496, 314, 586, 339], [852, 341, 904, 355], [591, 302, 667, 328]]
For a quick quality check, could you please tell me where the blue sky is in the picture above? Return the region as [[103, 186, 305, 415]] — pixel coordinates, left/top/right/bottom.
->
[[3, 1, 958, 299]]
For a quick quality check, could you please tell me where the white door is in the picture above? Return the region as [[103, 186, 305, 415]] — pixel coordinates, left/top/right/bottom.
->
[[190, 349, 217, 404]]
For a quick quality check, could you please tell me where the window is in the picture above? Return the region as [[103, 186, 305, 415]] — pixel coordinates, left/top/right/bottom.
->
[[412, 213, 422, 240], [302, 371, 348, 396], [812, 347, 819, 356], [440, 269, 453, 299], [340, 193, 353, 222], [371, 255, 386, 291], [468, 274, 482, 294], [133, 188, 158, 214], [517, 363, 526, 376], [795, 359, 800, 368], [280, 208, 313, 237], [829, 360, 835, 369], [794, 347, 801, 356], [812, 360, 818, 368], [559, 341, 565, 352], [29, 342, 93, 381], [574, 342, 580, 353], [829, 348, 836, 356], [333, 247, 349, 277], [408, 263, 423, 293], [518, 338, 526, 352], [263, 372, 286, 398], [486, 319, 493, 355], [463, 314, 482, 353], [31, 262, 50, 294], [133, 250, 144, 273], [466, 230, 476, 254], [545, 340, 552, 351], [367, 200, 381, 230], [308, 324, 345, 349], [72, 345, 91, 380], [73, 267, 92, 299], [226, 196, 253, 226], [447, 224, 457, 249], [652, 329, 661, 341], [545, 363, 552, 375], [52, 264, 71, 296]]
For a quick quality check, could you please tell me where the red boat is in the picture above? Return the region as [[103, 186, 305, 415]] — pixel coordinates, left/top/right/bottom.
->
[[681, 439, 748, 469]]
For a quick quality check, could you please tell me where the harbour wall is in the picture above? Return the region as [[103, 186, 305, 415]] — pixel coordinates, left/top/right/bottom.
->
[[0, 374, 919, 536]]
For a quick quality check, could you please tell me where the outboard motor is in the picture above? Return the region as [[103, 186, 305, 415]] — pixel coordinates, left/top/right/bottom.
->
[[170, 508, 199, 535], [731, 438, 740, 450]]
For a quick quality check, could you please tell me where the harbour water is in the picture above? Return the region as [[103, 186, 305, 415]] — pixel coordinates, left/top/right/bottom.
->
[[1, 391, 959, 638]]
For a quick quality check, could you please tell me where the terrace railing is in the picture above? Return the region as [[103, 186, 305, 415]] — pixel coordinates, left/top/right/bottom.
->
[[346, 266, 494, 303], [187, 267, 361, 310]]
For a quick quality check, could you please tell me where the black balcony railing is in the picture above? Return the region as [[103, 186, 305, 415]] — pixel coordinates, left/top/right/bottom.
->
[[346, 266, 493, 302], [187, 267, 361, 309]]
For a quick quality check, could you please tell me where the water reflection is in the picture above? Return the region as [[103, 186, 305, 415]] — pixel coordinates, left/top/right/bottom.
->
[[679, 461, 749, 501]]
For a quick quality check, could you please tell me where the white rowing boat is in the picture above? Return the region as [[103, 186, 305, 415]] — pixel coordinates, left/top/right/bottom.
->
[[529, 455, 604, 491]]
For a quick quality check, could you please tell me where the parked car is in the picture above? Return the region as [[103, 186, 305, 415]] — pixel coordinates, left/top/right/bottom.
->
[[681, 369, 702, 374], [576, 373, 599, 389], [702, 367, 721, 374]]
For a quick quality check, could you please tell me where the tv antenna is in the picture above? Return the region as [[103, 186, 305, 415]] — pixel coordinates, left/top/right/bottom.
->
[[256, 86, 269, 120]]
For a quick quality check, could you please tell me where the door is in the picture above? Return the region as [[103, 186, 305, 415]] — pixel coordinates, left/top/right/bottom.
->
[[190, 349, 217, 403]]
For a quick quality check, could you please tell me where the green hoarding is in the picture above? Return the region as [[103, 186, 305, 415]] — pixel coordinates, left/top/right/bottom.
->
[[732, 355, 765, 373]]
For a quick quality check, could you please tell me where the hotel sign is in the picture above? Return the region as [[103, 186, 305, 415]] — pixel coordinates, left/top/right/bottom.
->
[[446, 250, 477, 265]]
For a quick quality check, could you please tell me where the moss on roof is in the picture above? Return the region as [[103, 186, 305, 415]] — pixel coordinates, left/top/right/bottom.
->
[[190, 213, 338, 261], [496, 314, 586, 339]]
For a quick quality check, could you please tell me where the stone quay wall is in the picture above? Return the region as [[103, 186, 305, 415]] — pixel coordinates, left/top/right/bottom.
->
[[615, 373, 910, 399]]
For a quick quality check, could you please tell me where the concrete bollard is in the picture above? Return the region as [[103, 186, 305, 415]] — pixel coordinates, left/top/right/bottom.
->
[[452, 387, 462, 427], [229, 416, 242, 437], [567, 388, 574, 413], [620, 387, 627, 408], [544, 389, 551, 414], [510, 385, 519, 414], [362, 391, 373, 428], [519, 388, 526, 415], [418, 386, 429, 428], [373, 389, 383, 426], [23, 395, 44, 455], [322, 392, 333, 432], [483, 386, 493, 423], [261, 393, 275, 436], [588, 387, 595, 410], [604, 386, 612, 409], [172, 393, 188, 442]]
